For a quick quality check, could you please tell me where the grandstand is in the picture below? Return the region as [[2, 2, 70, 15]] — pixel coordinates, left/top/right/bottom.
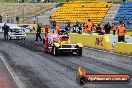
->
[[113, 2, 132, 29], [50, 0, 112, 25]]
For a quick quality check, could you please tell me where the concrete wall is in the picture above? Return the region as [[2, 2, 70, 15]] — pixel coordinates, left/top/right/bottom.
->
[[69, 33, 111, 51]]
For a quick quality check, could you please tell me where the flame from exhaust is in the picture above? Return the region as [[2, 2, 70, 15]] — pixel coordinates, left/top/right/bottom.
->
[[78, 66, 86, 76]]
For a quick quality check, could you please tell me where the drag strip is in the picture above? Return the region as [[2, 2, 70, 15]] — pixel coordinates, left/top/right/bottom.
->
[[0, 54, 18, 88], [0, 33, 132, 88]]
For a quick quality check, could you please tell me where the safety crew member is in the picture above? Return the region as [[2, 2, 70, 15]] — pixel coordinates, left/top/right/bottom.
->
[[87, 19, 93, 34], [2, 23, 9, 40], [112, 24, 117, 35], [55, 24, 59, 34], [45, 25, 49, 33], [43, 25, 49, 48], [117, 23, 126, 42], [35, 24, 42, 41]]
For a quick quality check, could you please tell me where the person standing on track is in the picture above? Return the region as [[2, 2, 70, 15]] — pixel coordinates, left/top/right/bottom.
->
[[2, 23, 9, 40], [35, 24, 42, 41], [112, 24, 117, 35], [45, 25, 49, 33], [117, 22, 126, 42]]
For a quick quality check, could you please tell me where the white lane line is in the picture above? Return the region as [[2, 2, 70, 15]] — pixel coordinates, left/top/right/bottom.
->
[[0, 54, 25, 88]]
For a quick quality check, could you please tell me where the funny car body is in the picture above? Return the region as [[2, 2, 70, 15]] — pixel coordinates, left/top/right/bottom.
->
[[43, 30, 83, 56]]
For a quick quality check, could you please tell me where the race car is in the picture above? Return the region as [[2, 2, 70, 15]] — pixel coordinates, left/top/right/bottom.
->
[[43, 30, 83, 56], [8, 27, 26, 40]]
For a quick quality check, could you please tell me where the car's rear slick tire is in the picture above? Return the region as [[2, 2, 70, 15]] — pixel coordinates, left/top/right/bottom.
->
[[77, 47, 82, 56]]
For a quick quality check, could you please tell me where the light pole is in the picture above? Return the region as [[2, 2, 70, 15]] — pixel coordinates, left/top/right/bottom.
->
[[82, 3, 84, 24], [22, 4, 26, 24]]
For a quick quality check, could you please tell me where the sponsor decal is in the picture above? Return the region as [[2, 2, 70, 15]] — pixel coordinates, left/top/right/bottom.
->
[[95, 38, 103, 46]]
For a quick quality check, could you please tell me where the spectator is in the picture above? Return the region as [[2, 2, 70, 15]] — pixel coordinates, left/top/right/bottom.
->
[[78, 24, 82, 34], [119, 20, 123, 25], [104, 22, 111, 34], [76, 21, 79, 27], [49, 15, 52, 19], [112, 24, 117, 35], [18, 0, 24, 3], [53, 20, 56, 29], [65, 25, 69, 32], [123, 0, 126, 2], [87, 19, 93, 34], [33, 16, 38, 24], [10, 16, 14, 23], [0, 14, 3, 23], [2, 23, 9, 40], [55, 24, 59, 34], [45, 25, 49, 33], [35, 24, 42, 41], [73, 25, 76, 33], [16, 16, 20, 24], [92, 25, 96, 33], [96, 24, 105, 35], [96, 24, 102, 34], [117, 22, 126, 42], [83, 23, 87, 33], [67, 21, 70, 29], [103, 23, 107, 30], [6, 15, 10, 23]]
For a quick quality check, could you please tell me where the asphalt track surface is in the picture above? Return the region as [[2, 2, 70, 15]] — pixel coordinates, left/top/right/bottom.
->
[[0, 33, 132, 88], [0, 57, 18, 88]]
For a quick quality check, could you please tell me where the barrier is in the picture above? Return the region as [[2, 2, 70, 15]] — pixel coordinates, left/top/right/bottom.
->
[[17, 24, 45, 33], [110, 31, 132, 36], [114, 42, 132, 55], [69, 33, 111, 51]]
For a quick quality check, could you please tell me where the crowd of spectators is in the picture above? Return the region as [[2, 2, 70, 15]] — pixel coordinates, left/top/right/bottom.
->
[[50, 19, 126, 42]]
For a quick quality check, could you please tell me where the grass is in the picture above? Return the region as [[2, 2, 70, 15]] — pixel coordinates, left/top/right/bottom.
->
[[0, 3, 54, 23], [0, 0, 29, 3]]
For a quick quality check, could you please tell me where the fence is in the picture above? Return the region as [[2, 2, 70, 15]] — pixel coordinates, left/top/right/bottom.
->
[[54, 0, 132, 3]]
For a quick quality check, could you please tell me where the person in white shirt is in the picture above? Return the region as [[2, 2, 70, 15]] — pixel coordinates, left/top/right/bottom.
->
[[33, 16, 38, 24]]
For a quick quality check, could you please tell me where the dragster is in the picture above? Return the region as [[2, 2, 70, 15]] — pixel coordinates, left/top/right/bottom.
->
[[43, 29, 83, 56]]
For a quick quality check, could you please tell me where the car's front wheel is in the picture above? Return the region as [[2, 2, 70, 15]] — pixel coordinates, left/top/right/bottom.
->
[[53, 46, 59, 56]]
